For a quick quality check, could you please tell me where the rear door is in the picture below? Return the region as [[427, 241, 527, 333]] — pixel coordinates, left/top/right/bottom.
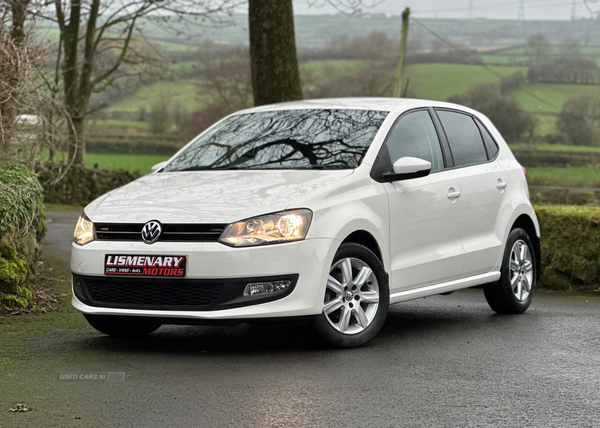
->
[[434, 109, 509, 277], [382, 109, 465, 293]]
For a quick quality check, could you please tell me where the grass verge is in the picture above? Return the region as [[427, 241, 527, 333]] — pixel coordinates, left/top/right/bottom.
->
[[0, 249, 86, 368]]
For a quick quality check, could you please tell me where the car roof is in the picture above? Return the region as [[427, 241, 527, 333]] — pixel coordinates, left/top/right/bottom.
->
[[236, 97, 479, 115]]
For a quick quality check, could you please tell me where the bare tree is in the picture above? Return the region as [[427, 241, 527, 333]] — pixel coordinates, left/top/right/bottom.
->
[[0, 1, 34, 159], [46, 0, 241, 164], [248, 0, 302, 106], [525, 33, 551, 65], [248, 0, 383, 107]]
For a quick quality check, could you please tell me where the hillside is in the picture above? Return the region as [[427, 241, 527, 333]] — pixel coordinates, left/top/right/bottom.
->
[[404, 63, 527, 101]]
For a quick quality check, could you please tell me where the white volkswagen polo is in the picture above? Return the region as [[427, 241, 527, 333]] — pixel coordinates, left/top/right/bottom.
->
[[72, 98, 540, 348]]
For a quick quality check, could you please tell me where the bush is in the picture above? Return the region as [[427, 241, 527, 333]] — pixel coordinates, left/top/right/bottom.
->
[[557, 93, 600, 147], [0, 161, 44, 235], [0, 162, 45, 308], [86, 138, 184, 156], [512, 150, 600, 167], [536, 205, 600, 291], [527, 54, 599, 84], [500, 71, 527, 94], [37, 163, 140, 206]]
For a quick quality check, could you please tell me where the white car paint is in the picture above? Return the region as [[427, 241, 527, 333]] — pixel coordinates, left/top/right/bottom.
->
[[71, 97, 539, 322]]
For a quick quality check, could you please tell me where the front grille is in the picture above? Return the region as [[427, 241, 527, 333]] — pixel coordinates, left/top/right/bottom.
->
[[76, 276, 223, 310], [95, 223, 227, 242]]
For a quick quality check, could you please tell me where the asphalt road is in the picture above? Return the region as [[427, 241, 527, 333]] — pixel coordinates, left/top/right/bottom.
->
[[2, 211, 599, 427]]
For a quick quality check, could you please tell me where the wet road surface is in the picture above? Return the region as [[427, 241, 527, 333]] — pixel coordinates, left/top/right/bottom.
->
[[1, 211, 598, 427]]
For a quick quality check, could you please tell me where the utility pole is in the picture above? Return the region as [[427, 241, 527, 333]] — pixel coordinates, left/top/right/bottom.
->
[[518, 0, 525, 20], [394, 7, 410, 98], [468, 0, 473, 18], [571, 0, 577, 20]]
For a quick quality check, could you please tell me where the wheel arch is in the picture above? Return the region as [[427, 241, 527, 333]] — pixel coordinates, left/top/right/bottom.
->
[[341, 230, 384, 267], [511, 214, 541, 282]]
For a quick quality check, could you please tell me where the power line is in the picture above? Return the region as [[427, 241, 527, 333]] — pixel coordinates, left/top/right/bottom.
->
[[411, 17, 559, 112], [411, 0, 571, 16]]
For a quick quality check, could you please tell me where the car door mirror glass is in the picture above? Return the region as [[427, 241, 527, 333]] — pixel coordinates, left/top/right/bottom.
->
[[385, 157, 432, 181]]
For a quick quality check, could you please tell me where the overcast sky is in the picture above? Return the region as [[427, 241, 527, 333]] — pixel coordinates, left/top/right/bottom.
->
[[292, 0, 600, 21]]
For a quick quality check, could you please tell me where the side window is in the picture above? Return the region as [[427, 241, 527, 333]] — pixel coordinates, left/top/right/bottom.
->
[[436, 110, 487, 167], [385, 110, 444, 173], [476, 120, 499, 160]]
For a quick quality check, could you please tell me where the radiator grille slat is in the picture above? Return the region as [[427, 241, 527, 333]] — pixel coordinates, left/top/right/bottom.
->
[[95, 223, 227, 242]]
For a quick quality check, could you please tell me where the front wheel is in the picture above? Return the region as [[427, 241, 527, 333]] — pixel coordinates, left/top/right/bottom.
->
[[84, 314, 162, 338], [314, 243, 389, 348], [484, 228, 536, 314]]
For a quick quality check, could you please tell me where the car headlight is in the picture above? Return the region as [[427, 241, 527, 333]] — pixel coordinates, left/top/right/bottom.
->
[[73, 214, 95, 246], [219, 209, 312, 247]]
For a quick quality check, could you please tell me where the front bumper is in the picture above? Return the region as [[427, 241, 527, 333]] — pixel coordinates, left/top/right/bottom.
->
[[71, 238, 337, 319]]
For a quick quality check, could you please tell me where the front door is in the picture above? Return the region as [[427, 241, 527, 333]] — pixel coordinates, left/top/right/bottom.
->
[[383, 110, 465, 293]]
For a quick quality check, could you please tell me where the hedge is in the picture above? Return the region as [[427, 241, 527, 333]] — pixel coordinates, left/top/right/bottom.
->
[[536, 205, 600, 291], [513, 150, 600, 167], [37, 163, 140, 206], [0, 162, 45, 307]]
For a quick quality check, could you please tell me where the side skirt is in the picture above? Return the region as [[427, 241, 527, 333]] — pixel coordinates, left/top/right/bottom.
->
[[389, 272, 501, 304]]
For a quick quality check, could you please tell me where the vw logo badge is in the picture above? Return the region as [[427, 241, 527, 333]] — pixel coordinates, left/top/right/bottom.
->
[[141, 220, 162, 244]]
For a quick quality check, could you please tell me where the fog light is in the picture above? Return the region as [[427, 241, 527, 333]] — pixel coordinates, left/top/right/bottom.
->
[[243, 280, 292, 296]]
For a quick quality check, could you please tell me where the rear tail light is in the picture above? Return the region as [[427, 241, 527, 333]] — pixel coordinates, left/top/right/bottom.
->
[[521, 166, 527, 179]]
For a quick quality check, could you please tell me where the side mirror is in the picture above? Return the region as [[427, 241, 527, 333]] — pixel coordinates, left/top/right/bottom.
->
[[383, 157, 432, 182], [151, 161, 168, 173]]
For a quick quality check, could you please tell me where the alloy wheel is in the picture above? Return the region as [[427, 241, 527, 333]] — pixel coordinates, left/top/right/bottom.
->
[[323, 257, 380, 335], [509, 239, 534, 302]]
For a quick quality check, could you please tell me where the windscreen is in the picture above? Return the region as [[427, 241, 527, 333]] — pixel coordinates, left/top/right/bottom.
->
[[164, 109, 388, 171]]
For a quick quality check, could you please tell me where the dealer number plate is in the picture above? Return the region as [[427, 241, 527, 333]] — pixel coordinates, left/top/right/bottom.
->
[[104, 255, 187, 277]]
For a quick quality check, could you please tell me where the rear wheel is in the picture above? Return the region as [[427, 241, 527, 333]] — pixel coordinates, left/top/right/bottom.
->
[[314, 243, 389, 348], [484, 228, 536, 314], [84, 314, 161, 338]]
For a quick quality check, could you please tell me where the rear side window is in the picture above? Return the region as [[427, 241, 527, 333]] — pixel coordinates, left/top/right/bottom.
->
[[385, 110, 444, 173], [436, 110, 487, 167], [476, 120, 499, 160]]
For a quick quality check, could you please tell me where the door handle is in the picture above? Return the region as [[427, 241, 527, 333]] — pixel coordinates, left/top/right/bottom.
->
[[447, 189, 461, 200], [496, 180, 507, 190]]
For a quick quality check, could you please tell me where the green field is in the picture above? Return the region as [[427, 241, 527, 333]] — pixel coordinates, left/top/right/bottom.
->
[[88, 119, 149, 129], [301, 60, 369, 84], [152, 40, 195, 52], [480, 55, 523, 65], [508, 83, 597, 114], [170, 61, 201, 71], [527, 167, 600, 188], [404, 63, 527, 101], [507, 83, 600, 134], [509, 144, 600, 153], [108, 81, 208, 113], [490, 45, 600, 57], [85, 153, 171, 174]]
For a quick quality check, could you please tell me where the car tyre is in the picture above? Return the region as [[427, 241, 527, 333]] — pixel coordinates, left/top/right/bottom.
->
[[84, 314, 162, 337], [314, 243, 389, 348], [484, 227, 536, 314]]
